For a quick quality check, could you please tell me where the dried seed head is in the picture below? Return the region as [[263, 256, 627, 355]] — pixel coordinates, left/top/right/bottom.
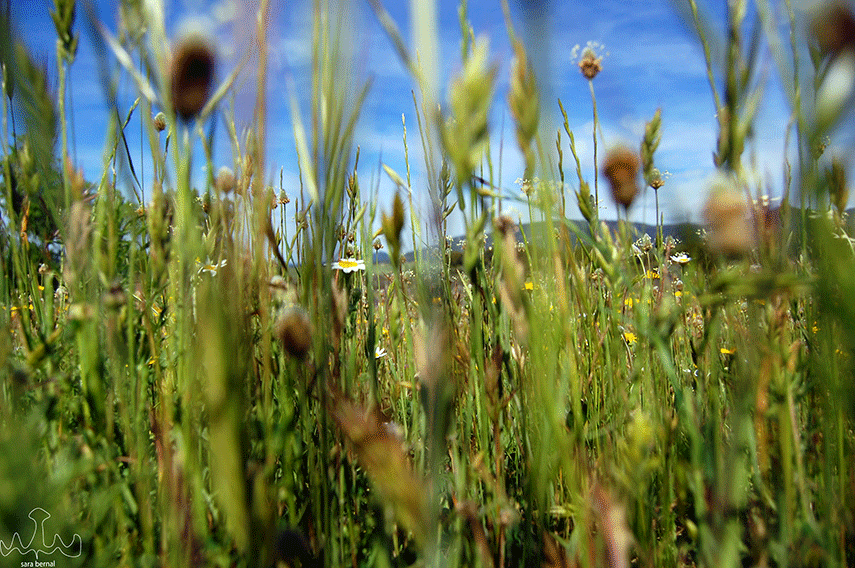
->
[[703, 176, 753, 255], [579, 50, 602, 79], [572, 41, 607, 80], [153, 112, 167, 132], [602, 146, 640, 209], [103, 279, 126, 310], [494, 215, 516, 239], [827, 157, 849, 214], [274, 306, 313, 360], [170, 32, 216, 121], [329, 395, 428, 544], [811, 1, 855, 57], [63, 201, 92, 289], [242, 153, 254, 180], [215, 166, 236, 194], [64, 156, 86, 200]]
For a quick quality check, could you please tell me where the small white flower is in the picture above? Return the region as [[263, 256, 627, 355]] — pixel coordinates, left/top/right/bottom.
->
[[374, 346, 387, 359], [670, 252, 691, 264], [332, 258, 365, 273], [199, 258, 227, 275]]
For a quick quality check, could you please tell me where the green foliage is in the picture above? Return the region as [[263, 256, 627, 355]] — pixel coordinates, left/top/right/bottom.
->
[[1, 1, 854, 568]]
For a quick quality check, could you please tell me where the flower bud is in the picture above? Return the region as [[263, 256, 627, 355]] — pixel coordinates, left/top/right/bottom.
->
[[153, 112, 167, 132]]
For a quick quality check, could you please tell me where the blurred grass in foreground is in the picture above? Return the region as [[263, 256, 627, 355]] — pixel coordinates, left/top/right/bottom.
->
[[1, 0, 854, 567]]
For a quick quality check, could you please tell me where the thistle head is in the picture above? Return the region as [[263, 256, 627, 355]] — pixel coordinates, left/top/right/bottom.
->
[[170, 30, 216, 122], [602, 146, 640, 209]]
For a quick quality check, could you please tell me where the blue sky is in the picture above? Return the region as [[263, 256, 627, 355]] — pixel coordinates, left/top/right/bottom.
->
[[6, 0, 834, 250]]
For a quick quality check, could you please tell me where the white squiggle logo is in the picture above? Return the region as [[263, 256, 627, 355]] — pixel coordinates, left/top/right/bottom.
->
[[0, 508, 82, 561]]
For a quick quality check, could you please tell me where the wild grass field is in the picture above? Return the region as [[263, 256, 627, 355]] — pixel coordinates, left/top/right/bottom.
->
[[1, 0, 855, 566]]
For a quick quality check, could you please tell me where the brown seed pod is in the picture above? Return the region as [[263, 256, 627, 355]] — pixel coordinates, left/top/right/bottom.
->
[[274, 306, 313, 360], [811, 1, 855, 57], [703, 180, 753, 255], [578, 51, 602, 80], [215, 166, 236, 194], [602, 146, 640, 209], [170, 33, 215, 122]]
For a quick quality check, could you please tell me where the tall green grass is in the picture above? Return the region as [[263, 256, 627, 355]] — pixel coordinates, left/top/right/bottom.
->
[[1, 0, 854, 567]]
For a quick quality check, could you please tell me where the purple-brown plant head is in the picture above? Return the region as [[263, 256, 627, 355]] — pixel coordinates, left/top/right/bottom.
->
[[602, 146, 640, 209], [170, 31, 216, 122]]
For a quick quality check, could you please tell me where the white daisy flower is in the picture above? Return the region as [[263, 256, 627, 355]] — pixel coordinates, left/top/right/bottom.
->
[[670, 252, 691, 264], [332, 258, 366, 273], [199, 258, 227, 275]]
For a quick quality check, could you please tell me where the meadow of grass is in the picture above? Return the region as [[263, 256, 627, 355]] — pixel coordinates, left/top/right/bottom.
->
[[1, 0, 854, 566]]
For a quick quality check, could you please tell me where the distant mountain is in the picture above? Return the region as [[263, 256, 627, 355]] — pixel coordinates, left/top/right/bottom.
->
[[389, 207, 855, 264], [400, 218, 700, 263]]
